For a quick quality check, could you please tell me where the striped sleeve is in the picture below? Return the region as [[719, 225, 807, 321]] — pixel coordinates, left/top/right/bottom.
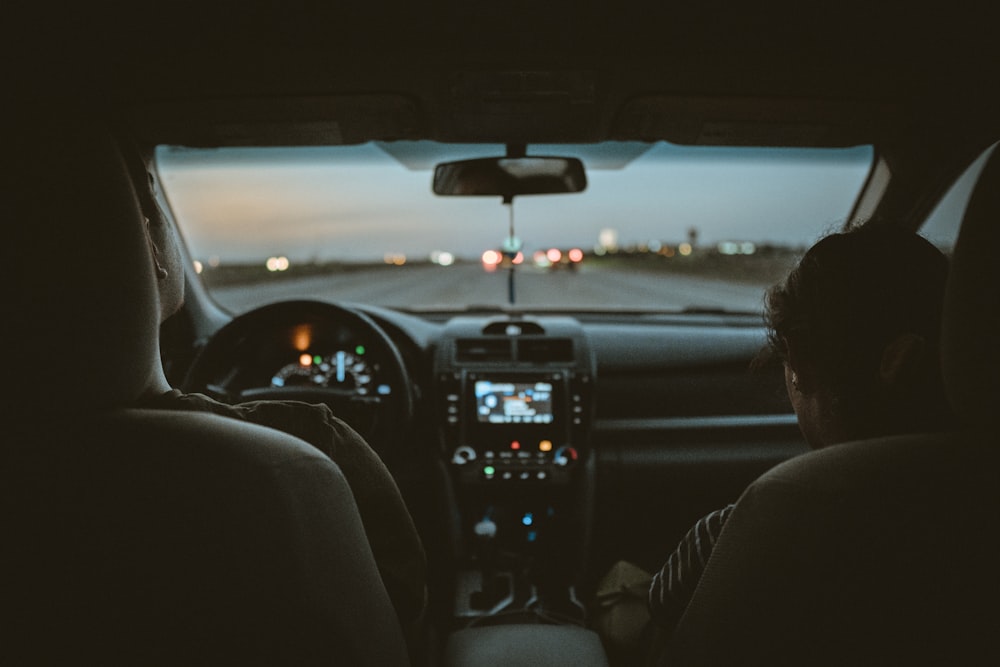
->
[[648, 504, 735, 630]]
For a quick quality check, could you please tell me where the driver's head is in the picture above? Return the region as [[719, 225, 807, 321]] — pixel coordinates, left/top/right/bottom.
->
[[118, 137, 185, 323], [142, 174, 185, 323], [7, 108, 169, 410]]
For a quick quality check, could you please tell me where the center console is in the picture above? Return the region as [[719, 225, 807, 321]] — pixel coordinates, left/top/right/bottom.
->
[[433, 316, 595, 624], [448, 372, 586, 484]]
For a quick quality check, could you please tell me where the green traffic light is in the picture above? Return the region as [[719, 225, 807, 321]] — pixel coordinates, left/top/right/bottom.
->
[[355, 345, 366, 355], [483, 466, 496, 476]]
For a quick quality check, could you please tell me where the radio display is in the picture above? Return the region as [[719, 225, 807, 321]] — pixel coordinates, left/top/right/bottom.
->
[[474, 380, 554, 424]]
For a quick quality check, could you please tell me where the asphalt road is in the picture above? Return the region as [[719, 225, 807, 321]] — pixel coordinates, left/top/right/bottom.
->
[[210, 263, 771, 314]]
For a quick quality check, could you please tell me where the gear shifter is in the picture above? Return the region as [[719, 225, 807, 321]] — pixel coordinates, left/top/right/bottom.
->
[[469, 510, 511, 611]]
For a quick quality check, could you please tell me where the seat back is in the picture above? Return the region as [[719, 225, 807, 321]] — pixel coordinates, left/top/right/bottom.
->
[[2, 110, 409, 665], [661, 146, 1000, 666]]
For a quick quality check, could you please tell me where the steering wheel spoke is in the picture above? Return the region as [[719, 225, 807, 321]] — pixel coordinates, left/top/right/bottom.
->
[[239, 386, 361, 401]]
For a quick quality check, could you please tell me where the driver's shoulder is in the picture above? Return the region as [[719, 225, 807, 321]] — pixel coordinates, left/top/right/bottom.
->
[[142, 389, 359, 460], [139, 388, 243, 419], [233, 398, 351, 457]]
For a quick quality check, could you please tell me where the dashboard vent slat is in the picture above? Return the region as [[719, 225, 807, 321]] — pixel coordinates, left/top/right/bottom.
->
[[456, 338, 514, 362], [518, 338, 574, 362]]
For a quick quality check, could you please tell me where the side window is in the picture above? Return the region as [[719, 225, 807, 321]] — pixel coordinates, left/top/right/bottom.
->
[[921, 142, 998, 250]]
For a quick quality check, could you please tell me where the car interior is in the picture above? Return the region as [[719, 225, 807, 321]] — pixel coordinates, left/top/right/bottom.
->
[[5, 3, 999, 665]]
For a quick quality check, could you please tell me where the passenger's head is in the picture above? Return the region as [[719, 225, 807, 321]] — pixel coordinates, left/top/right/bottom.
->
[[764, 226, 953, 448]]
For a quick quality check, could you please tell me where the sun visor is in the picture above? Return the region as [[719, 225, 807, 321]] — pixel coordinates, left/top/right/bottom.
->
[[125, 95, 426, 147], [611, 96, 899, 147], [376, 141, 653, 171]]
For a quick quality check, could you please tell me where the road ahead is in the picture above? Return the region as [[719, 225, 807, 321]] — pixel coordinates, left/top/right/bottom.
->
[[210, 263, 771, 314]]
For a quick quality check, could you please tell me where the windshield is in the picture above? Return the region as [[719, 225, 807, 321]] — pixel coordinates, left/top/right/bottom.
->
[[156, 141, 874, 315]]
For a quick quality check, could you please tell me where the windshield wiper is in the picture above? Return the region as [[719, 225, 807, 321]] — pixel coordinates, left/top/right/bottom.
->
[[403, 304, 512, 314], [681, 306, 734, 315]]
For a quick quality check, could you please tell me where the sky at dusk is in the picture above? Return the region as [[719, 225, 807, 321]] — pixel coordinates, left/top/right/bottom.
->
[[156, 141, 875, 264]]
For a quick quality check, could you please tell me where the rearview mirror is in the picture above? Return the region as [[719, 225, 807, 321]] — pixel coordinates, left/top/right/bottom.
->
[[432, 156, 587, 198]]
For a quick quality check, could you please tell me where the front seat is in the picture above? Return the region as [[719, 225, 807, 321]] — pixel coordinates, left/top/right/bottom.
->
[[1, 110, 410, 665], [659, 146, 1000, 666]]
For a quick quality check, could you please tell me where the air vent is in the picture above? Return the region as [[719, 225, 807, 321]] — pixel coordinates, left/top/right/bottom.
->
[[518, 338, 574, 363], [482, 320, 545, 336], [456, 338, 513, 362]]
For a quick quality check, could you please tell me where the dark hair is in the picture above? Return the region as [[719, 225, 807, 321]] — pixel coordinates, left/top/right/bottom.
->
[[764, 226, 950, 426]]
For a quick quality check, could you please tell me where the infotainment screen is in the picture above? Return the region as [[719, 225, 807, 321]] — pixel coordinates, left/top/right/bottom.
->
[[474, 380, 554, 424]]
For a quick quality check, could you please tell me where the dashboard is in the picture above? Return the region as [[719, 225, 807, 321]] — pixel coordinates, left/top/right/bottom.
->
[[174, 300, 806, 621]]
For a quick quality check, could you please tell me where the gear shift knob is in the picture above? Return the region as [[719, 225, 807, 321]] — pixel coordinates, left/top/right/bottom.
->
[[474, 515, 497, 540]]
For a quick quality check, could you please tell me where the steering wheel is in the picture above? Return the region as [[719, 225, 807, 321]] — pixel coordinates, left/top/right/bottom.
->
[[181, 300, 414, 453]]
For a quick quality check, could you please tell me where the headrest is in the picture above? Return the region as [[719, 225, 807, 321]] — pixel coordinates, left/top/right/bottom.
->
[[941, 144, 1000, 429], [5, 111, 161, 415]]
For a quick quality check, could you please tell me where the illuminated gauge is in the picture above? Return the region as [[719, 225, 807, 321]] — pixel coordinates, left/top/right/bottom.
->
[[270, 350, 373, 393], [271, 360, 325, 387], [324, 350, 374, 394]]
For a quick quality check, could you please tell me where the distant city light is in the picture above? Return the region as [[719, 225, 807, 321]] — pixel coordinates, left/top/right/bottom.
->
[[647, 241, 661, 253], [193, 260, 203, 274], [299, 353, 312, 367], [431, 250, 455, 266], [383, 253, 406, 266], [482, 249, 501, 266], [599, 228, 618, 251], [718, 241, 757, 255], [266, 256, 290, 271], [501, 235, 523, 254], [546, 248, 562, 263], [678, 243, 693, 256], [568, 248, 584, 263]]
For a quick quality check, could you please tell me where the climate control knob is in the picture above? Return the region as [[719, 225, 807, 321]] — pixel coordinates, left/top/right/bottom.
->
[[553, 446, 578, 467], [451, 445, 477, 465]]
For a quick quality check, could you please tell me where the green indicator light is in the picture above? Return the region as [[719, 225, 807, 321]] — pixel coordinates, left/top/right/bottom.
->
[[313, 355, 323, 364], [355, 345, 366, 355], [483, 466, 496, 476]]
